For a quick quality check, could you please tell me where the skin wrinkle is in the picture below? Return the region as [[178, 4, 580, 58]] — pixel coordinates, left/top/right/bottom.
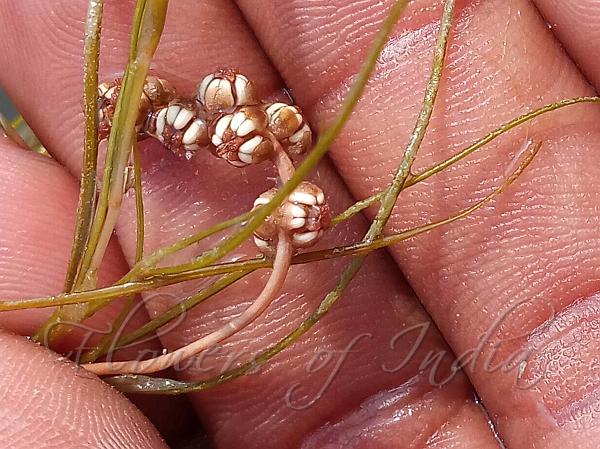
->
[[0, 145, 138, 345], [533, 0, 600, 90], [302, 383, 494, 449], [0, 331, 167, 449], [0, 3, 496, 447], [0, 142, 196, 444], [521, 293, 600, 421], [7, 0, 600, 446], [233, 0, 600, 447], [0, 1, 502, 448]]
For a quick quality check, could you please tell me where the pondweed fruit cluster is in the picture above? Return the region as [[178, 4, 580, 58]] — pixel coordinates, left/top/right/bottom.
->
[[2, 0, 598, 395], [98, 69, 329, 254], [84, 68, 330, 375]]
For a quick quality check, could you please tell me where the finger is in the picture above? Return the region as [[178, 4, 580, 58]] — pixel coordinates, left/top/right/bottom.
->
[[0, 0, 281, 174], [0, 138, 196, 444], [122, 151, 501, 449], [0, 138, 136, 351], [0, 330, 167, 449], [235, 0, 600, 447], [532, 0, 600, 90], [0, 1, 500, 447]]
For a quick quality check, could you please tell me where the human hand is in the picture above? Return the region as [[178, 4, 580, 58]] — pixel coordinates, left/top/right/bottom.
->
[[0, 1, 599, 448]]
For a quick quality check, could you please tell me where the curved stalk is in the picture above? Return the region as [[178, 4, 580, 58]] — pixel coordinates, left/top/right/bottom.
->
[[84, 271, 250, 361], [105, 137, 542, 394], [85, 231, 292, 375], [85, 144, 298, 374], [106, 0, 456, 393]]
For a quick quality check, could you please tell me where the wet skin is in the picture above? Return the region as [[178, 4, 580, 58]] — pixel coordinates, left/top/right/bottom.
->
[[1, 0, 600, 448]]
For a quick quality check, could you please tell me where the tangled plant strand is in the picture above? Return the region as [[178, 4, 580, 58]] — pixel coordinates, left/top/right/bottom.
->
[[84, 69, 330, 375], [16, 0, 570, 391]]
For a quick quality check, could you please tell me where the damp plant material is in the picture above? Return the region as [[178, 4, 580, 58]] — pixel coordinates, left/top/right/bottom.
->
[[81, 140, 146, 364], [0, 0, 597, 394], [145, 98, 209, 159], [253, 181, 330, 252], [101, 0, 446, 385], [81, 49, 330, 374], [128, 0, 457, 395], [209, 105, 274, 166], [97, 75, 176, 141], [197, 68, 260, 112], [34, 0, 170, 345], [60, 0, 103, 303], [264, 102, 312, 156], [107, 138, 542, 393]]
